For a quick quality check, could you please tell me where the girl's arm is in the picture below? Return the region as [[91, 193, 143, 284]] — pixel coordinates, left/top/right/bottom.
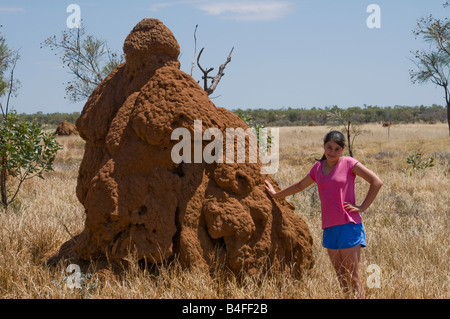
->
[[265, 174, 315, 199], [344, 163, 383, 213]]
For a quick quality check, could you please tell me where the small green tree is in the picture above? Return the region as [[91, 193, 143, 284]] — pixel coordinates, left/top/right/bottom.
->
[[233, 111, 272, 151], [0, 27, 13, 97], [0, 112, 61, 210], [0, 33, 60, 211], [42, 24, 124, 102], [410, 3, 450, 136]]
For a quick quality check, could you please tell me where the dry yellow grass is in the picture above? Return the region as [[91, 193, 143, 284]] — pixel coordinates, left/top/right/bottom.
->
[[0, 124, 448, 299]]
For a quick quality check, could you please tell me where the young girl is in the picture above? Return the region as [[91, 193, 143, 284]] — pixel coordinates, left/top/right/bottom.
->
[[265, 131, 383, 299]]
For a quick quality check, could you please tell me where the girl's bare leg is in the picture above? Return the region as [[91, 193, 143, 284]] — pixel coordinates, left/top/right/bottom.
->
[[328, 245, 365, 299]]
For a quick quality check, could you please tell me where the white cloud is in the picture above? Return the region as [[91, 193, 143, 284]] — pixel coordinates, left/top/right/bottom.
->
[[149, 2, 176, 12], [196, 1, 294, 21], [149, 0, 202, 13], [0, 7, 24, 13], [149, 0, 294, 21]]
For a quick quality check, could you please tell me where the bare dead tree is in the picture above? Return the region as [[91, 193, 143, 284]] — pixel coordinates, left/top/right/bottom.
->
[[190, 24, 234, 96], [197, 46, 234, 96], [190, 24, 198, 76], [327, 107, 363, 158]]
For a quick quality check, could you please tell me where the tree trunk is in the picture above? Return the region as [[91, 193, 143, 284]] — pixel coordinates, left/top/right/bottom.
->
[[347, 121, 354, 157], [447, 100, 450, 137], [445, 86, 450, 137], [0, 156, 7, 210]]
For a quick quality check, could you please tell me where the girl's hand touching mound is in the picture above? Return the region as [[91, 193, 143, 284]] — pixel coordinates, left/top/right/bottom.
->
[[265, 180, 277, 198]]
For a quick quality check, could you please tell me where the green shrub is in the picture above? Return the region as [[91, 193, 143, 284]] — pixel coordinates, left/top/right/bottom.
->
[[403, 152, 435, 176], [0, 111, 61, 210]]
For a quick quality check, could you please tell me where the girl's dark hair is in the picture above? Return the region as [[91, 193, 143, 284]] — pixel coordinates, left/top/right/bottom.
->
[[317, 131, 346, 161]]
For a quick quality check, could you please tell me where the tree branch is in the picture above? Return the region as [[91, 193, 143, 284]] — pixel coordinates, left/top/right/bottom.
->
[[206, 47, 234, 95], [42, 25, 123, 102], [190, 24, 198, 76], [197, 47, 214, 92]]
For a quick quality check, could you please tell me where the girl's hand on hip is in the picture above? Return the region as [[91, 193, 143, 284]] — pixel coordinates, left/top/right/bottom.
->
[[344, 202, 362, 213]]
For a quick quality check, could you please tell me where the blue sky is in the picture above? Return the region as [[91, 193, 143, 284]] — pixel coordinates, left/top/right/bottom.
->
[[0, 0, 448, 114]]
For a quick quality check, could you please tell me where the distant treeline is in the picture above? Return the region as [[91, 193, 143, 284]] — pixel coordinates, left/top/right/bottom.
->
[[232, 104, 447, 127], [18, 112, 80, 125], [16, 104, 446, 127]]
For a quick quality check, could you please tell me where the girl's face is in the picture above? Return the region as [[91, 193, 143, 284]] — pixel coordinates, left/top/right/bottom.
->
[[324, 141, 344, 163]]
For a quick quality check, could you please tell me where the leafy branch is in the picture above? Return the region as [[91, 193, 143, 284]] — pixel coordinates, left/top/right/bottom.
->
[[41, 24, 124, 102]]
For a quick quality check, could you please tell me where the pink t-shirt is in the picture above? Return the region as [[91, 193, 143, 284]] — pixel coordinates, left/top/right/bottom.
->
[[309, 156, 362, 229]]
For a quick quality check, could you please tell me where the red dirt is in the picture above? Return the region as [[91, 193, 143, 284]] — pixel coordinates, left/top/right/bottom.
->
[[55, 120, 78, 136]]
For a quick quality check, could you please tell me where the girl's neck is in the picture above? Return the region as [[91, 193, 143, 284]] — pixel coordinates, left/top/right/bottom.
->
[[325, 158, 340, 168]]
